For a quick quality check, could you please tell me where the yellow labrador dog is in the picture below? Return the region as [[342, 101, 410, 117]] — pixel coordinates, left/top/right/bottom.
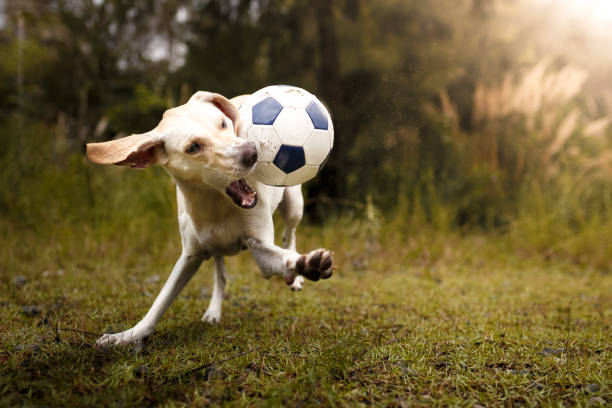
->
[[87, 91, 334, 347]]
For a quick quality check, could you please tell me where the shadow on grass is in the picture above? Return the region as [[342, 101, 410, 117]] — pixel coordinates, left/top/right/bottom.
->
[[3, 308, 385, 406]]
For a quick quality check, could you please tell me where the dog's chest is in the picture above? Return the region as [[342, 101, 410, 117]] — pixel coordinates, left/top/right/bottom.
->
[[187, 216, 247, 256]]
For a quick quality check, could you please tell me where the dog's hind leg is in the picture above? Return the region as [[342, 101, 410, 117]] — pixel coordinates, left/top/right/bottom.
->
[[278, 186, 306, 290], [202, 256, 226, 323], [278, 185, 303, 252], [95, 252, 205, 347]]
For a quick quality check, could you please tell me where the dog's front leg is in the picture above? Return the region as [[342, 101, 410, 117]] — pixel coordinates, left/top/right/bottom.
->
[[95, 252, 205, 347], [244, 237, 334, 290]]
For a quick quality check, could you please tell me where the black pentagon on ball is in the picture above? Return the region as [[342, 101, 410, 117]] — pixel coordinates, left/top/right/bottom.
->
[[306, 100, 328, 130], [252, 97, 283, 125], [273, 145, 306, 174]]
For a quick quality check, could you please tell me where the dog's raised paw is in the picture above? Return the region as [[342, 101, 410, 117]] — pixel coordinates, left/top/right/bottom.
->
[[295, 248, 334, 281]]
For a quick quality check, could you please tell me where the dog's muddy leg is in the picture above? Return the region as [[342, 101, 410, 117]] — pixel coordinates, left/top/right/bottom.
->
[[245, 238, 334, 289], [245, 237, 299, 279]]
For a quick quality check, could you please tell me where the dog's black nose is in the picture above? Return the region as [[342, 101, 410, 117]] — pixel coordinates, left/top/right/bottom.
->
[[240, 142, 258, 167]]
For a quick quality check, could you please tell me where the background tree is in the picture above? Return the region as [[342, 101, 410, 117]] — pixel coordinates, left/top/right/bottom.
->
[[1, 0, 611, 252]]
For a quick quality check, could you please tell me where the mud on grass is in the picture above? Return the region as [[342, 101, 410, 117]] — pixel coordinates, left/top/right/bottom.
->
[[0, 224, 611, 407]]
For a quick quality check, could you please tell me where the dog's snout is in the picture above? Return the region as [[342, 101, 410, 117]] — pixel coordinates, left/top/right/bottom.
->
[[240, 142, 258, 167]]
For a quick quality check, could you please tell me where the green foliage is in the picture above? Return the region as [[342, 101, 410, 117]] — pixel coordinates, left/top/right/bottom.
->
[[0, 114, 176, 242], [106, 85, 170, 134], [0, 0, 610, 267]]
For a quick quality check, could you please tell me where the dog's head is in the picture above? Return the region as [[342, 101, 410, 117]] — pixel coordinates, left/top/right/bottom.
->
[[86, 91, 258, 209]]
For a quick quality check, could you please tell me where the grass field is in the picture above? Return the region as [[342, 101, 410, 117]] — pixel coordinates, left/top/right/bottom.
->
[[3, 1, 612, 405], [1, 216, 610, 407]]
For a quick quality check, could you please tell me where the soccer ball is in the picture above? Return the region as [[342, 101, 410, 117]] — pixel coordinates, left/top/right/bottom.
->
[[238, 85, 334, 186]]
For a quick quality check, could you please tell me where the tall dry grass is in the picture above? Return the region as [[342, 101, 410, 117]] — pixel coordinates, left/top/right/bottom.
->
[[436, 60, 612, 268]]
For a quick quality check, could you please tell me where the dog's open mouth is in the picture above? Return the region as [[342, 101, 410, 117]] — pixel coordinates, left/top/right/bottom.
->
[[226, 179, 258, 209]]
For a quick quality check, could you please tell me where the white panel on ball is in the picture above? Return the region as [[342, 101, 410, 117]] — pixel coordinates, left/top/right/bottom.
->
[[251, 88, 273, 98], [243, 124, 282, 163], [272, 107, 314, 146], [284, 165, 319, 187], [251, 162, 287, 186], [238, 103, 253, 131], [275, 88, 312, 109], [303, 129, 331, 166]]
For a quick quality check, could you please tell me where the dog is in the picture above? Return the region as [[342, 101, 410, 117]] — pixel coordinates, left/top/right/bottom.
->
[[86, 91, 334, 347]]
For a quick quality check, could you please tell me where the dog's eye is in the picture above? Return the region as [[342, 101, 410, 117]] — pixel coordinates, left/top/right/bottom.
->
[[221, 119, 227, 129], [186, 143, 201, 154]]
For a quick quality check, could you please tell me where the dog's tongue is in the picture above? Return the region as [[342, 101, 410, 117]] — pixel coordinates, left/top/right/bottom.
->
[[226, 179, 258, 209]]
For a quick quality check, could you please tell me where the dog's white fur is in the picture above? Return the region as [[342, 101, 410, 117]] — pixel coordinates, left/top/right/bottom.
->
[[86, 91, 334, 347]]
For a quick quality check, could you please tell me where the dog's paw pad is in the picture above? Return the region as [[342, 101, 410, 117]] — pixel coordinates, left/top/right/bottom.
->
[[296, 249, 334, 282]]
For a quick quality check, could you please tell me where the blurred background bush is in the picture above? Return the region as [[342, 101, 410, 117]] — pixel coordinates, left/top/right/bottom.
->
[[1, 0, 610, 269]]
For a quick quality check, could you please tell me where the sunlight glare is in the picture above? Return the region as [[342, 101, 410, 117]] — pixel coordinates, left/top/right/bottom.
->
[[562, 0, 612, 23]]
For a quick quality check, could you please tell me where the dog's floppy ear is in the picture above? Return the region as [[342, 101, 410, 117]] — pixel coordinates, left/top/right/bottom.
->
[[86, 131, 167, 168], [188, 91, 242, 136]]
